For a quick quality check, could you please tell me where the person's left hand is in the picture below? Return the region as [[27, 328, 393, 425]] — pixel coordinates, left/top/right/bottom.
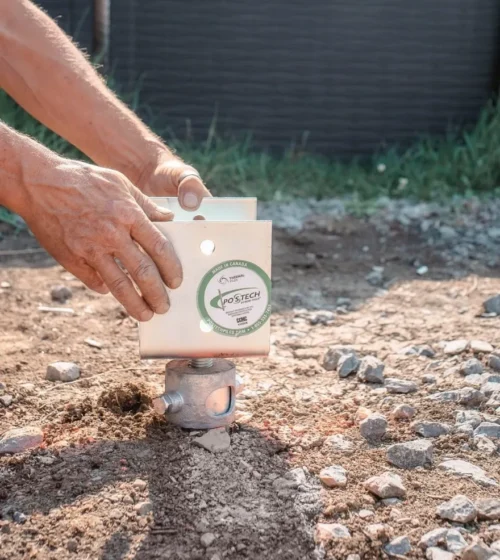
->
[[134, 156, 211, 211]]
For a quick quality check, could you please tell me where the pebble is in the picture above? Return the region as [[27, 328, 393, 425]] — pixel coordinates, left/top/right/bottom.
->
[[481, 382, 500, 397], [385, 378, 418, 394], [314, 523, 351, 542], [365, 523, 390, 541], [391, 404, 416, 420], [200, 533, 216, 547], [384, 536, 412, 557], [426, 548, 454, 560], [386, 439, 433, 469], [422, 374, 437, 384], [337, 353, 360, 377], [360, 413, 387, 442], [132, 479, 147, 491], [323, 434, 354, 453], [474, 435, 497, 455], [357, 356, 385, 383], [489, 354, 500, 372], [484, 295, 500, 315], [476, 498, 500, 520], [355, 406, 373, 423], [456, 410, 482, 428], [411, 421, 451, 438], [0, 394, 13, 407], [439, 459, 497, 487], [460, 358, 484, 376], [322, 347, 352, 371], [0, 426, 44, 454], [419, 528, 449, 549], [50, 285, 73, 303], [134, 501, 153, 516], [46, 362, 80, 382], [474, 422, 500, 439], [428, 387, 485, 407], [456, 424, 474, 436], [318, 465, 347, 488], [13, 512, 27, 524], [193, 428, 231, 453], [347, 555, 361, 560], [0, 281, 11, 289], [364, 471, 406, 499], [445, 528, 468, 554], [462, 542, 495, 560], [66, 539, 78, 553], [366, 266, 385, 287], [471, 340, 494, 354], [436, 495, 477, 523], [444, 340, 469, 355]]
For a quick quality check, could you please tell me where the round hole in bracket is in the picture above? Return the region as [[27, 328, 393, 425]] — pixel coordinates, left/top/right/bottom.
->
[[193, 215, 206, 221], [200, 239, 215, 255], [199, 319, 213, 333]]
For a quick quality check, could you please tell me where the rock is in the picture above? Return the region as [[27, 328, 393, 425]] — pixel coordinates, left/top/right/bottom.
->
[[323, 347, 352, 371], [456, 410, 482, 428], [428, 387, 485, 407], [355, 406, 373, 423], [364, 471, 406, 499], [422, 374, 437, 384], [84, 338, 104, 349], [365, 523, 390, 541], [314, 523, 351, 542], [456, 424, 475, 436], [381, 498, 402, 506], [436, 495, 477, 523], [0, 381, 5, 394], [446, 528, 468, 554], [385, 378, 418, 394], [0, 281, 11, 289], [319, 465, 347, 488], [474, 422, 500, 439], [489, 354, 500, 372], [360, 413, 387, 442], [200, 533, 216, 547], [193, 428, 231, 453], [337, 353, 360, 377], [484, 295, 500, 315], [462, 542, 495, 560], [481, 382, 500, 398], [0, 426, 44, 454], [476, 498, 500, 520], [134, 501, 153, 516], [474, 436, 497, 455], [132, 479, 147, 491], [347, 555, 361, 560], [426, 547, 454, 560], [439, 459, 497, 487], [461, 359, 484, 376], [13, 512, 27, 524], [0, 395, 13, 407], [411, 421, 451, 438], [384, 536, 412, 557], [419, 528, 449, 549], [418, 345, 436, 358], [444, 340, 469, 355], [357, 356, 385, 383], [358, 509, 374, 519], [50, 285, 73, 303], [386, 439, 433, 469], [366, 266, 385, 287], [392, 404, 416, 420], [66, 540, 78, 553], [46, 362, 80, 382], [309, 310, 335, 326], [471, 340, 494, 354], [323, 434, 354, 453]]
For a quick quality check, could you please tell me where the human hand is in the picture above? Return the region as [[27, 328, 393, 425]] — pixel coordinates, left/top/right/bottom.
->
[[20, 159, 182, 321]]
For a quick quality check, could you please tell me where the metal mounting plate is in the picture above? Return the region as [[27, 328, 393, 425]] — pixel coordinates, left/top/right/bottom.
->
[[152, 197, 257, 221], [138, 220, 272, 359]]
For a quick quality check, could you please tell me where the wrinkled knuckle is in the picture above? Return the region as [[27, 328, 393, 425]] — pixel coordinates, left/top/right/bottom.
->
[[109, 276, 130, 298], [134, 261, 155, 284], [153, 236, 171, 258]]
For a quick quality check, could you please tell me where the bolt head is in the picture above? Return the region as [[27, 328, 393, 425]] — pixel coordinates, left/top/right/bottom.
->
[[152, 396, 168, 415]]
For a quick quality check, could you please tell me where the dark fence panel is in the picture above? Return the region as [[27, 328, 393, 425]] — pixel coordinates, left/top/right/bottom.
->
[[109, 0, 500, 156], [34, 0, 94, 54]]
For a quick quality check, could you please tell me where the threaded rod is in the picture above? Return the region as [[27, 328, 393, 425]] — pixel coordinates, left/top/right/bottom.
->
[[190, 358, 214, 368]]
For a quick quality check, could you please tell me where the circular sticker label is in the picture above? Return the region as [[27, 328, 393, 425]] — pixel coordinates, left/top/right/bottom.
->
[[197, 260, 272, 337]]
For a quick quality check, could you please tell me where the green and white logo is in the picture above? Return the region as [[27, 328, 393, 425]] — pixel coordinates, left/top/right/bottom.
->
[[197, 260, 271, 337]]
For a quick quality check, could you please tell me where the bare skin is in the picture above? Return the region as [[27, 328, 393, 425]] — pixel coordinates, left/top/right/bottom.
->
[[0, 0, 211, 320]]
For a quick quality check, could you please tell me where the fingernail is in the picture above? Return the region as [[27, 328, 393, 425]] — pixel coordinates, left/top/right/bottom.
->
[[170, 276, 183, 289], [140, 309, 154, 322], [182, 191, 200, 209]]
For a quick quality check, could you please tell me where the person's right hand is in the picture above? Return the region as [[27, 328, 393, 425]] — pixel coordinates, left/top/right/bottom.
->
[[20, 159, 182, 321]]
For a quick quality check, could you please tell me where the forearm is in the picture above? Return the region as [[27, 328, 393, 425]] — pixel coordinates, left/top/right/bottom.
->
[[0, 0, 176, 185]]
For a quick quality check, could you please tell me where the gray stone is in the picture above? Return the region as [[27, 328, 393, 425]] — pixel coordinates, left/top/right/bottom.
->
[[323, 347, 352, 371], [365, 523, 390, 541], [132, 479, 147, 491], [462, 542, 495, 560], [0, 381, 6, 394], [411, 421, 451, 438], [384, 536, 412, 557], [481, 383, 500, 398], [492, 541, 500, 554], [489, 354, 500, 373], [381, 498, 402, 506], [315, 523, 351, 542], [418, 345, 436, 358], [456, 410, 482, 428], [461, 359, 484, 376], [419, 528, 449, 549], [46, 362, 80, 383], [0, 395, 13, 407], [444, 340, 469, 355], [364, 471, 406, 499], [471, 340, 494, 354], [386, 439, 433, 469], [426, 547, 454, 560], [476, 498, 500, 520], [366, 267, 385, 287], [474, 436, 497, 455], [319, 465, 347, 488], [445, 529, 468, 554], [360, 413, 387, 442], [13, 512, 27, 524], [50, 285, 73, 303], [357, 356, 385, 383], [323, 434, 354, 453], [193, 428, 231, 453], [428, 387, 485, 407], [0, 426, 44, 455], [200, 533, 216, 547], [337, 353, 361, 377], [392, 404, 416, 420], [439, 459, 497, 487], [474, 422, 500, 439], [385, 378, 418, 394], [436, 495, 477, 523], [134, 501, 153, 516], [463, 374, 484, 388], [484, 295, 500, 315], [456, 424, 475, 436], [422, 374, 437, 384]]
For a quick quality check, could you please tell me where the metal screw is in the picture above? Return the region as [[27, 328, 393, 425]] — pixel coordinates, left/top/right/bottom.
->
[[190, 358, 214, 368], [152, 391, 184, 415]]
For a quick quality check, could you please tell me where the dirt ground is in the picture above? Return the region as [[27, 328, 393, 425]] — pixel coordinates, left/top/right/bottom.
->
[[0, 208, 499, 560]]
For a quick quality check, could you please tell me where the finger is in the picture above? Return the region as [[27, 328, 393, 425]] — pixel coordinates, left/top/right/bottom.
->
[[133, 190, 175, 222], [51, 254, 109, 295], [93, 255, 154, 322], [130, 214, 183, 290], [178, 174, 211, 211], [116, 242, 170, 314]]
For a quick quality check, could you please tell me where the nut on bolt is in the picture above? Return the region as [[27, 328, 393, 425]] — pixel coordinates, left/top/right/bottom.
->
[[152, 391, 183, 415]]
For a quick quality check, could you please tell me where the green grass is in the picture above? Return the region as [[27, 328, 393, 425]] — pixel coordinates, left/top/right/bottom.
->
[[2, 85, 500, 229]]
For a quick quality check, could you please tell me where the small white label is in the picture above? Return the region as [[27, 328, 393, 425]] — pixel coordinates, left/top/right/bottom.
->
[[197, 260, 271, 337]]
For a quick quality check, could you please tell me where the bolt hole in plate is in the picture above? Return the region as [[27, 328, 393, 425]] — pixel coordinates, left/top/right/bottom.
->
[[200, 239, 215, 255]]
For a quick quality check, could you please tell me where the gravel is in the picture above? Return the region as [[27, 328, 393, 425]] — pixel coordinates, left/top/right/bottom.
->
[[0, 426, 44, 455], [318, 465, 348, 488], [460, 358, 484, 376], [436, 495, 477, 523], [384, 536, 412, 557], [193, 428, 231, 453], [364, 472, 406, 499], [46, 362, 80, 383], [439, 459, 498, 487], [359, 413, 387, 442], [357, 356, 385, 383], [411, 421, 451, 438], [337, 353, 361, 377], [391, 404, 416, 420], [386, 439, 433, 469], [385, 378, 418, 394]]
